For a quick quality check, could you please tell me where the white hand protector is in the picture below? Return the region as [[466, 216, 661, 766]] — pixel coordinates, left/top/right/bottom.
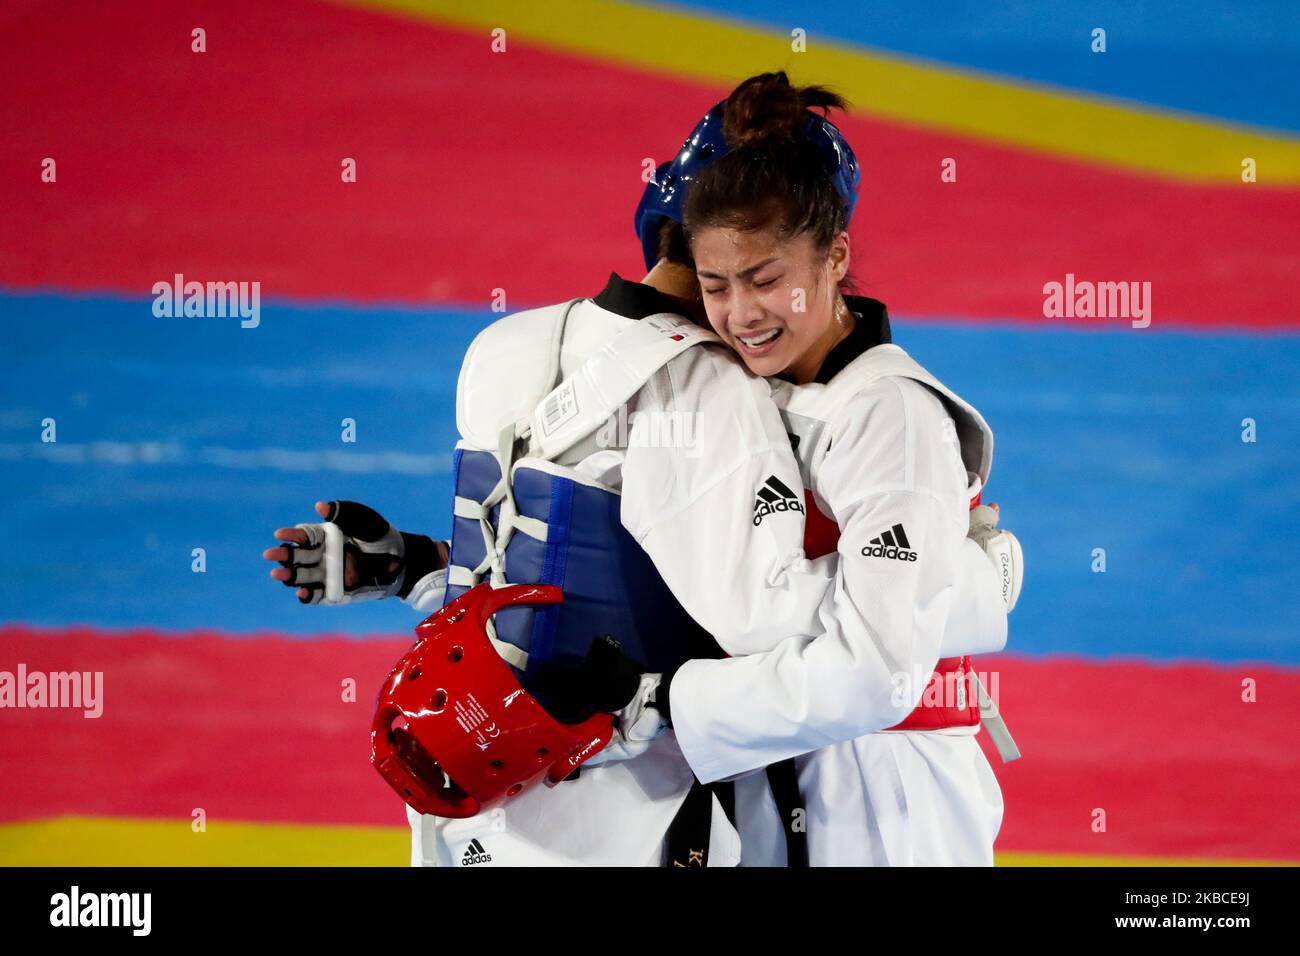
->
[[279, 500, 424, 605], [968, 504, 1024, 612], [581, 674, 668, 768]]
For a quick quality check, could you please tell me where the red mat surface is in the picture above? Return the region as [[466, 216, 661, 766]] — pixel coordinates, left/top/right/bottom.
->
[[0, 626, 409, 827], [978, 654, 1299, 860], [2, 626, 1297, 859], [1, 0, 1297, 328]]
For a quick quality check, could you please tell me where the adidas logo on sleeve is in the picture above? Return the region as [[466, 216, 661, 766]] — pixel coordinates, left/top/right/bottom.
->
[[752, 475, 805, 526], [461, 838, 492, 866], [862, 524, 918, 562]]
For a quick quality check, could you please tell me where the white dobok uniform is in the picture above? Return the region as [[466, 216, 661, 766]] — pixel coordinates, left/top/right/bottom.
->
[[670, 323, 1009, 866], [401, 281, 1006, 866]]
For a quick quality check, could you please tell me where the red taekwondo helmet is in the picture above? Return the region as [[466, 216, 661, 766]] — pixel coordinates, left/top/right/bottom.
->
[[371, 583, 615, 819]]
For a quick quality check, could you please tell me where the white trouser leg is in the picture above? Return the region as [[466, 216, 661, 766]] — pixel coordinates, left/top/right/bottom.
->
[[797, 732, 1003, 866]]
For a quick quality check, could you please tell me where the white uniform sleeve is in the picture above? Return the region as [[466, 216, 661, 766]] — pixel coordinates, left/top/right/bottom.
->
[[669, 377, 974, 784], [619, 346, 834, 653]]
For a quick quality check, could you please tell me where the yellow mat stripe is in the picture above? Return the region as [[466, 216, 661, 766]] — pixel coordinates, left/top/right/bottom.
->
[[0, 816, 408, 867], [2, 817, 1294, 866], [337, 0, 1300, 184]]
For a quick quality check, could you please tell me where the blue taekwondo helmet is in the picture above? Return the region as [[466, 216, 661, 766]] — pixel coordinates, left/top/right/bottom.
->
[[633, 99, 861, 270]]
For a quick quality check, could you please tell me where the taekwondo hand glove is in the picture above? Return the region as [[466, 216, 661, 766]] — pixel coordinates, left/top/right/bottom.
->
[[263, 500, 446, 605], [968, 503, 1024, 612], [581, 672, 669, 768], [532, 636, 668, 766]]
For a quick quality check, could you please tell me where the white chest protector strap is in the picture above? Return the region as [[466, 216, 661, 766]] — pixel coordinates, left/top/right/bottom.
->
[[453, 303, 716, 584], [447, 304, 718, 674], [772, 344, 1014, 755], [449, 423, 545, 590], [523, 311, 720, 461]]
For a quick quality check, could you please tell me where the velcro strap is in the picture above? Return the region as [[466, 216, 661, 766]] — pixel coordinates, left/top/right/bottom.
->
[[447, 565, 477, 588], [510, 514, 548, 542], [453, 496, 486, 520], [322, 522, 344, 603], [483, 617, 529, 672], [488, 635, 530, 672]]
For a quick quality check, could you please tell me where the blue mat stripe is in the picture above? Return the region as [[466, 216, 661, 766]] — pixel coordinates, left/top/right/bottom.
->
[[1, 290, 1296, 664]]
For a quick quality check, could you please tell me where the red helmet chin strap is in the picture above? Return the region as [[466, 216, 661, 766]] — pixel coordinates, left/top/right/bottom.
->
[[371, 583, 615, 819]]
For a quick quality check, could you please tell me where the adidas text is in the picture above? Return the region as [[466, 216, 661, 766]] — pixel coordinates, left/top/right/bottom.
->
[[861, 543, 918, 562], [863, 523, 918, 561], [461, 839, 492, 866], [753, 497, 805, 525]]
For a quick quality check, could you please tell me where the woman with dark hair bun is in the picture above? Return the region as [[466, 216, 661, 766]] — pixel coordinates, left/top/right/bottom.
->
[[265, 71, 1021, 868], [653, 72, 1022, 866]]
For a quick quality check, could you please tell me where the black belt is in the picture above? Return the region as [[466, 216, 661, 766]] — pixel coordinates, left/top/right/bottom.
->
[[664, 777, 736, 867], [665, 761, 807, 867]]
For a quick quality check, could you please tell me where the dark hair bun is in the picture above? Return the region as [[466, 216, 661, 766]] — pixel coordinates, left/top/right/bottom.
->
[[684, 71, 852, 254], [722, 71, 847, 148]]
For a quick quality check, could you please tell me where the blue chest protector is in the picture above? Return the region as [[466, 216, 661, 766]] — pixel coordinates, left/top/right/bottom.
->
[[443, 447, 719, 714], [445, 301, 728, 716]]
